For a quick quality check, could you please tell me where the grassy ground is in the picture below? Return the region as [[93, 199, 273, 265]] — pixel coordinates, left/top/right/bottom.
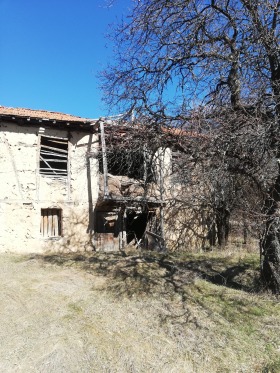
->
[[1, 248, 280, 372]]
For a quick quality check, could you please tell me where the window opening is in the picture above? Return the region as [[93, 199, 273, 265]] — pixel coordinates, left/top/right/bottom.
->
[[107, 149, 144, 179], [40, 208, 62, 237], [95, 211, 118, 235], [99, 148, 155, 182], [39, 136, 68, 178]]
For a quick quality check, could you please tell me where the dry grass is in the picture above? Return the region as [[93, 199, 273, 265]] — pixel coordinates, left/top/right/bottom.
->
[[1, 248, 280, 372]]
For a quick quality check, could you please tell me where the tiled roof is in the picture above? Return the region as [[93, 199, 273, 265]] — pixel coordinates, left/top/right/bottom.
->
[[0, 106, 95, 123]]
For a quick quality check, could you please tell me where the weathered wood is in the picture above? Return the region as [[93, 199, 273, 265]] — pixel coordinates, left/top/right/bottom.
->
[[159, 149, 165, 251], [41, 159, 67, 163], [43, 214, 48, 236], [99, 121, 109, 198], [40, 150, 67, 158], [53, 212, 58, 236], [41, 209, 61, 237], [39, 136, 68, 178], [40, 144, 68, 154]]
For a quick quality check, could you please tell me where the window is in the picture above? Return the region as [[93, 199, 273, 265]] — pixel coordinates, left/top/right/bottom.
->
[[40, 208, 62, 237], [99, 148, 155, 181], [95, 211, 118, 234], [101, 149, 144, 179], [39, 136, 68, 178]]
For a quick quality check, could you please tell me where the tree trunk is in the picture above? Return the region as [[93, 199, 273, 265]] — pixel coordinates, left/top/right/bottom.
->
[[207, 221, 217, 247], [243, 215, 248, 245], [261, 166, 280, 293], [261, 63, 280, 292], [216, 206, 230, 248]]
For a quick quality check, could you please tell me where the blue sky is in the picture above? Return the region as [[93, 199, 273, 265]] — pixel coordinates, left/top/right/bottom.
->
[[0, 0, 131, 118]]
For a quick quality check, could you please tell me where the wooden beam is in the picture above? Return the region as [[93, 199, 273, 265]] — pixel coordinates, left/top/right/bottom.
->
[[99, 120, 109, 198]]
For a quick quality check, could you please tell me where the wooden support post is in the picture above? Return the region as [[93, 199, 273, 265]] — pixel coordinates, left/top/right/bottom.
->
[[159, 148, 166, 251], [99, 120, 109, 198]]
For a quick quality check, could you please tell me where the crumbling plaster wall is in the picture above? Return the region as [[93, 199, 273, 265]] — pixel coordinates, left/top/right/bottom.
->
[[162, 157, 209, 251], [0, 121, 99, 253]]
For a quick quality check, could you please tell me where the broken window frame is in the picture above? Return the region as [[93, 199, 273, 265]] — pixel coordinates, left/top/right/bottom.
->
[[98, 122, 155, 183], [40, 208, 62, 238], [101, 148, 145, 179], [98, 144, 156, 182], [95, 210, 119, 235], [39, 136, 69, 179]]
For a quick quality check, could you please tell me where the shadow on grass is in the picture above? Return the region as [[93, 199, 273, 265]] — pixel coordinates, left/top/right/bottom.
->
[[183, 260, 257, 291], [29, 250, 260, 299]]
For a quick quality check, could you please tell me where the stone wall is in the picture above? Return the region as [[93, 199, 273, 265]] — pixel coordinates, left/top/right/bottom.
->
[[0, 121, 99, 253]]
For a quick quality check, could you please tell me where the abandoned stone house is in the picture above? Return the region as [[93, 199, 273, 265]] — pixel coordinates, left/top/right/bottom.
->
[[0, 106, 178, 253]]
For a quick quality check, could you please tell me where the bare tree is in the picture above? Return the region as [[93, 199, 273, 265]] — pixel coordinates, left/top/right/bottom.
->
[[240, 0, 280, 292], [102, 0, 280, 292]]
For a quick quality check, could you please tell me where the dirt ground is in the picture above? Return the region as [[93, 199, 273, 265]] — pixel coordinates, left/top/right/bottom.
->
[[0, 253, 194, 373], [1, 251, 279, 373]]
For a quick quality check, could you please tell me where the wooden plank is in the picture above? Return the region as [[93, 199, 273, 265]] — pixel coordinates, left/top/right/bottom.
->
[[39, 171, 67, 176], [43, 213, 48, 237], [39, 174, 67, 178], [159, 150, 165, 250], [99, 121, 109, 198], [48, 212, 52, 236], [40, 159, 67, 163], [48, 139, 68, 144], [53, 210, 58, 236], [40, 156, 58, 174], [40, 150, 67, 158], [40, 209, 62, 237], [41, 144, 68, 154], [145, 230, 163, 239], [67, 138, 71, 202], [41, 135, 68, 140], [40, 214, 44, 236], [40, 167, 67, 176]]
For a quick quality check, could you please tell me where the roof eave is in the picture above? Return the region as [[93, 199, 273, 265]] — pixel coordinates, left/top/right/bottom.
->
[[0, 114, 97, 132]]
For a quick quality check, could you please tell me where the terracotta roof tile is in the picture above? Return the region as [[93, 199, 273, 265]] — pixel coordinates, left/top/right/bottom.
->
[[0, 106, 95, 123]]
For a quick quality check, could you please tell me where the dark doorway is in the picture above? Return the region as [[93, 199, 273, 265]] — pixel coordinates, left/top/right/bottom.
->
[[126, 210, 148, 245]]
